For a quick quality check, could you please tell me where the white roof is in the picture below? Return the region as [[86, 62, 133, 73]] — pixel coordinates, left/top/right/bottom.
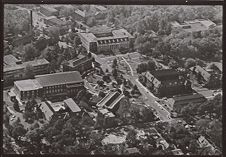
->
[[102, 134, 126, 145], [75, 9, 86, 17], [14, 79, 42, 91]]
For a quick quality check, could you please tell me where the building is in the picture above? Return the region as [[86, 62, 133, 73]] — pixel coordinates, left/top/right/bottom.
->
[[39, 101, 55, 121], [97, 90, 124, 113], [197, 136, 216, 154], [171, 19, 216, 37], [4, 58, 50, 85], [124, 147, 141, 155], [64, 98, 81, 116], [73, 9, 86, 21], [62, 54, 93, 74], [79, 26, 134, 53], [166, 93, 206, 112], [35, 71, 84, 100], [4, 55, 22, 66], [190, 65, 211, 82], [171, 149, 184, 155], [43, 16, 67, 27], [12, 71, 84, 101], [40, 5, 58, 17], [145, 69, 192, 97]]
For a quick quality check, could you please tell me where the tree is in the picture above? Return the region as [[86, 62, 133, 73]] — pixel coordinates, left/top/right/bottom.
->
[[126, 129, 138, 147], [86, 17, 96, 27], [35, 37, 47, 51], [24, 64, 35, 79], [12, 125, 27, 141], [13, 99, 20, 112], [74, 36, 81, 48], [112, 69, 118, 79], [23, 44, 38, 61], [112, 58, 118, 69], [147, 59, 157, 71], [184, 58, 196, 69], [137, 63, 148, 74]]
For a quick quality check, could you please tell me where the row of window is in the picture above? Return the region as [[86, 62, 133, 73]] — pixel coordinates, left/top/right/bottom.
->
[[97, 38, 129, 45]]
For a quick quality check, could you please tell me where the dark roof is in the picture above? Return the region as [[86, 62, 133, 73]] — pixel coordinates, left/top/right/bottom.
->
[[35, 71, 83, 87], [151, 69, 180, 81], [172, 93, 206, 102]]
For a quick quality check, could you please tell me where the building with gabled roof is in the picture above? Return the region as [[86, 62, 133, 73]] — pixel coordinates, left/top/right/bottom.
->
[[39, 101, 55, 121], [145, 69, 192, 97], [12, 71, 84, 101], [64, 98, 81, 113]]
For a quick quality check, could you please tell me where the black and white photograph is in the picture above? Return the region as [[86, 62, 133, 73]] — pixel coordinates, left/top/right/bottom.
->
[[3, 4, 223, 155]]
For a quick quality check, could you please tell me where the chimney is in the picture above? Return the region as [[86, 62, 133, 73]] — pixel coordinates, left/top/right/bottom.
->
[[30, 10, 33, 31]]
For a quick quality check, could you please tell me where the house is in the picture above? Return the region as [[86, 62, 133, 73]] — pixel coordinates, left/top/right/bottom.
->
[[171, 19, 216, 37], [39, 101, 55, 121], [190, 65, 211, 82], [96, 90, 124, 113], [145, 69, 192, 97], [64, 98, 81, 116], [40, 5, 58, 17], [171, 149, 184, 155], [4, 58, 50, 85], [4, 55, 22, 66], [124, 147, 141, 155], [206, 62, 222, 74], [79, 26, 134, 53], [73, 9, 86, 21], [43, 16, 67, 27], [197, 136, 216, 154], [12, 71, 84, 101], [62, 54, 93, 74], [166, 93, 206, 112]]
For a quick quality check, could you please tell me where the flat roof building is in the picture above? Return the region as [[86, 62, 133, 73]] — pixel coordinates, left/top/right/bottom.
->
[[79, 27, 134, 53], [62, 54, 93, 74], [4, 58, 50, 86]]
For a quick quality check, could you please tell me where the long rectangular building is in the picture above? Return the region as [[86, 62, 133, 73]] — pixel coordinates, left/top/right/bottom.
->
[[79, 26, 134, 54], [4, 58, 50, 85], [13, 71, 84, 101]]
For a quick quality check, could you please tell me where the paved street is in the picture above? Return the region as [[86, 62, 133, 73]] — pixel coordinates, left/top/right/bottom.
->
[[120, 57, 172, 121]]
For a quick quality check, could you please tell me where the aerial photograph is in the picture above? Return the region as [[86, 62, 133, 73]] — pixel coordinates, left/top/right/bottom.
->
[[3, 4, 222, 155]]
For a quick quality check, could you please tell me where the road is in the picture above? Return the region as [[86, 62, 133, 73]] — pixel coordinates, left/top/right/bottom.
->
[[120, 57, 172, 121]]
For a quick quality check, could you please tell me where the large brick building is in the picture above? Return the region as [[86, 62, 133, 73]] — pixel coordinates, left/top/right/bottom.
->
[[62, 54, 93, 74], [79, 26, 134, 53], [145, 69, 192, 97], [13, 71, 84, 101]]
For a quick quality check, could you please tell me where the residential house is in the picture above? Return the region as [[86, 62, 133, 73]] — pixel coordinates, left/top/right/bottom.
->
[[40, 5, 58, 17], [166, 93, 206, 112], [190, 65, 211, 82], [64, 98, 82, 116], [39, 101, 55, 121], [145, 69, 192, 97], [171, 149, 184, 155], [124, 147, 141, 155]]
